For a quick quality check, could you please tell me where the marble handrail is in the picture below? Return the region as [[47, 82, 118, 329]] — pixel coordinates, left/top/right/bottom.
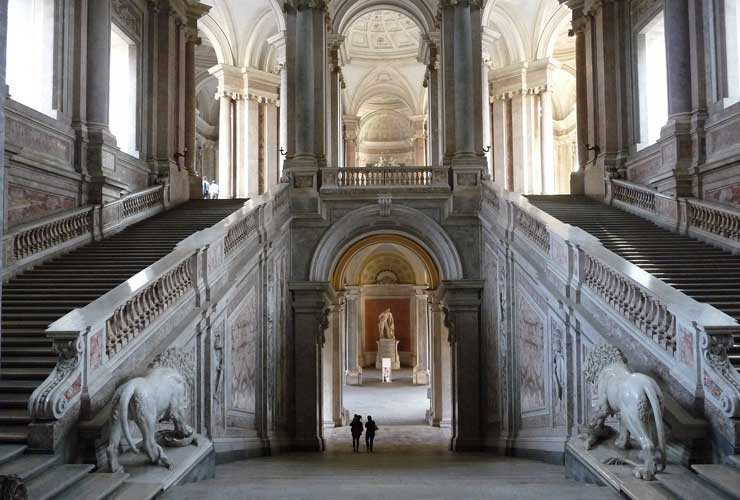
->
[[30, 184, 290, 422], [320, 166, 450, 190], [2, 185, 167, 280], [481, 181, 740, 418], [606, 178, 740, 252]]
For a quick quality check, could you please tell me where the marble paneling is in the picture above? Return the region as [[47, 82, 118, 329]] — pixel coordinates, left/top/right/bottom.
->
[[230, 287, 258, 414], [516, 290, 546, 413], [705, 182, 740, 206], [7, 183, 75, 227]]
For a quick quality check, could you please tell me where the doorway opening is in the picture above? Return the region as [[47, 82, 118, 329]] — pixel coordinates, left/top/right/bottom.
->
[[321, 234, 452, 453]]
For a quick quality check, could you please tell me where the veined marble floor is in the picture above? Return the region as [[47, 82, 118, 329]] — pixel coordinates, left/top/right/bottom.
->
[[163, 370, 620, 500]]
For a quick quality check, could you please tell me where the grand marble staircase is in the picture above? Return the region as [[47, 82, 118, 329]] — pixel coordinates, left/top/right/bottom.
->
[[527, 195, 740, 370], [0, 199, 246, 446]]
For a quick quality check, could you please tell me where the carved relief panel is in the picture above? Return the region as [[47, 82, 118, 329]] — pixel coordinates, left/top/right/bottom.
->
[[228, 287, 258, 416]]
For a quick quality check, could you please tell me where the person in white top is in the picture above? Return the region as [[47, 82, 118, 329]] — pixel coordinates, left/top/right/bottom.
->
[[209, 181, 220, 199]]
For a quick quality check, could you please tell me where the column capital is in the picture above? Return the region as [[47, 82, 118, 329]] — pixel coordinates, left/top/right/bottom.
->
[[438, 280, 484, 308], [283, 0, 330, 12], [208, 63, 244, 97]]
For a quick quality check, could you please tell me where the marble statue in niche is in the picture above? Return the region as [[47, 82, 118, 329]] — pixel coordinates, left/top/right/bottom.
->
[[517, 295, 546, 412], [377, 308, 395, 339], [231, 289, 258, 413], [581, 344, 666, 481], [552, 322, 566, 423]]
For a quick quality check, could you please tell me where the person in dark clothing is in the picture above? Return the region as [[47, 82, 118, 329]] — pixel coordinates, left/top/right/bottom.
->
[[365, 416, 378, 452], [350, 414, 363, 452]]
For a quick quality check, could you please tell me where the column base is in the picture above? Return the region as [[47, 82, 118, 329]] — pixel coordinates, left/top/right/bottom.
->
[[292, 436, 325, 452], [413, 369, 430, 385], [570, 170, 585, 195], [451, 435, 483, 452], [345, 370, 362, 385]]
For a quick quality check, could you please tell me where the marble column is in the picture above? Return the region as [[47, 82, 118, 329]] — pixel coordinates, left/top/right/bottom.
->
[[343, 116, 359, 168], [510, 91, 540, 194], [279, 63, 288, 178], [441, 281, 483, 451], [572, 12, 588, 194], [184, 28, 200, 174], [440, 0, 486, 177], [86, 0, 114, 204], [540, 88, 555, 194], [413, 289, 430, 385], [236, 97, 260, 198], [264, 103, 280, 191], [429, 298, 452, 428], [327, 36, 344, 168], [425, 63, 442, 166], [290, 282, 330, 451], [87, 0, 111, 133], [344, 287, 362, 385], [322, 304, 337, 427], [664, 0, 692, 120], [216, 93, 234, 198], [491, 96, 511, 188], [283, 0, 327, 186], [481, 61, 493, 176], [333, 299, 346, 425], [412, 117, 427, 165]]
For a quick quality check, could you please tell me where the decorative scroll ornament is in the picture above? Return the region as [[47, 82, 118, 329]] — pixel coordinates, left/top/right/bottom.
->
[[283, 0, 330, 11], [29, 333, 84, 420], [701, 331, 740, 417], [317, 308, 330, 347]]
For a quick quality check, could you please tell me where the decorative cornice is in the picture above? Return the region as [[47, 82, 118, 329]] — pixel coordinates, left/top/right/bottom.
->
[[283, 0, 330, 12]]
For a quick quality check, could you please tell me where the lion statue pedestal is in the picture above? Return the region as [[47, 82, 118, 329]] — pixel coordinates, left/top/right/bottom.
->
[[580, 344, 666, 481]]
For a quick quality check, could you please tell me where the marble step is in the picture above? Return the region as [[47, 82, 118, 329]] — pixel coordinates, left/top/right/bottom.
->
[[0, 409, 32, 426], [657, 471, 728, 500], [0, 444, 26, 466], [105, 482, 163, 500], [0, 426, 27, 443], [53, 472, 129, 500], [0, 393, 30, 409], [1, 356, 58, 368], [690, 464, 740, 500], [0, 367, 52, 380], [26, 463, 95, 500], [0, 453, 58, 481], [0, 379, 41, 392]]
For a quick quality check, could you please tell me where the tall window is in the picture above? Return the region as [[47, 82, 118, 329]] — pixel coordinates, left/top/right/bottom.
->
[[7, 0, 55, 117], [109, 26, 139, 157], [636, 12, 668, 149], [725, 0, 740, 104]]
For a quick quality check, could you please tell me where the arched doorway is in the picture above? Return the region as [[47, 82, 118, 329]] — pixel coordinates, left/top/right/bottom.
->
[[291, 203, 483, 453], [319, 234, 453, 452]]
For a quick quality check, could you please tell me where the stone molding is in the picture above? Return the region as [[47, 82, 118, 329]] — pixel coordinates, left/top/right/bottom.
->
[[283, 0, 329, 12], [439, 0, 484, 8]]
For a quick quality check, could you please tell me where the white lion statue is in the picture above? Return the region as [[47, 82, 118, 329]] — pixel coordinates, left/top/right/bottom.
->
[[581, 344, 666, 481], [106, 366, 194, 474]]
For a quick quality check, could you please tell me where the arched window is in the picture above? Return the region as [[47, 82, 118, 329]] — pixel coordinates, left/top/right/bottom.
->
[[109, 25, 139, 158], [636, 12, 668, 149], [6, 0, 55, 117], [724, 0, 740, 105]]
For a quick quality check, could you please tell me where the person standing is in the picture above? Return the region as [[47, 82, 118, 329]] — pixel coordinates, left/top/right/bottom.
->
[[350, 414, 363, 453], [365, 415, 378, 452], [202, 177, 210, 199], [209, 180, 220, 199]]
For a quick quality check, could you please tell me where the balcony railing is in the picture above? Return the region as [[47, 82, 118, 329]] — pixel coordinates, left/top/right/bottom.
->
[[320, 166, 450, 191]]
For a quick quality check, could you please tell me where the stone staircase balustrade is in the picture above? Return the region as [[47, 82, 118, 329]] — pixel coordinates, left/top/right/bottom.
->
[[320, 166, 450, 191], [481, 182, 740, 426], [25, 185, 289, 448], [2, 185, 168, 281]]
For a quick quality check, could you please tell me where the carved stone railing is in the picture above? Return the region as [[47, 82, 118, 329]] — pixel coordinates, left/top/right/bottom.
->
[[3, 185, 167, 280], [320, 166, 450, 191], [606, 178, 740, 253], [481, 181, 740, 425], [609, 179, 656, 213], [28, 184, 290, 449]]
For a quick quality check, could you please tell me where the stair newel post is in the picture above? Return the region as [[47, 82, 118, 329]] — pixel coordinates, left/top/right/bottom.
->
[[191, 249, 204, 308]]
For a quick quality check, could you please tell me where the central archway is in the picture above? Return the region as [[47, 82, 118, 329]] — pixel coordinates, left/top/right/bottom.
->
[[309, 204, 465, 452]]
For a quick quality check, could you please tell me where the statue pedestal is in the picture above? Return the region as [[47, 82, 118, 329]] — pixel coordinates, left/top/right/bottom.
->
[[375, 339, 400, 369]]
